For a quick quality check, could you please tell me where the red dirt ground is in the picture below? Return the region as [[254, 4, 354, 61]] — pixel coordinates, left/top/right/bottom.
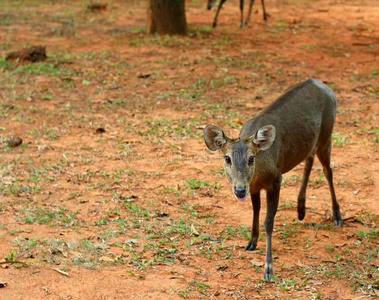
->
[[0, 0, 378, 299]]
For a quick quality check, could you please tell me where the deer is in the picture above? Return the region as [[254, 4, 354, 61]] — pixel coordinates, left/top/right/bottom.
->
[[207, 0, 268, 28], [203, 79, 342, 280]]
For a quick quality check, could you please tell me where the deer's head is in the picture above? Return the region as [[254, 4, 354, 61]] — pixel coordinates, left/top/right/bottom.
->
[[204, 124, 276, 200]]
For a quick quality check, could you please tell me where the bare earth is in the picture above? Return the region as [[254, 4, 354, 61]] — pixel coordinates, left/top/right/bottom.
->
[[0, 0, 378, 299]]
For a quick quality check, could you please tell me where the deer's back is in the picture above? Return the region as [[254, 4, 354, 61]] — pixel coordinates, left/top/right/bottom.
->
[[240, 79, 337, 177]]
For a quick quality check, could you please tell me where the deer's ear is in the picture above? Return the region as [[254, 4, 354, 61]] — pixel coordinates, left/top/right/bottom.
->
[[204, 125, 228, 151], [252, 125, 276, 151]]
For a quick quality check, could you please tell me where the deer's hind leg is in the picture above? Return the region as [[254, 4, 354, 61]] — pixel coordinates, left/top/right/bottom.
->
[[297, 154, 314, 221], [316, 138, 342, 226]]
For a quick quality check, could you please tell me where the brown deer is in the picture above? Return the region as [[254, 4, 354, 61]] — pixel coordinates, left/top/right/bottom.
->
[[207, 0, 268, 28], [203, 79, 342, 280]]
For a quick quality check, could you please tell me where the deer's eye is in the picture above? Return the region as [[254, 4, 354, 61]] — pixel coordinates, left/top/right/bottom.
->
[[224, 156, 231, 164], [248, 156, 255, 165]]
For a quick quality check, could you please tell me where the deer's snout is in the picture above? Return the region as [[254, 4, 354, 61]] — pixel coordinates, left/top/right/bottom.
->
[[234, 187, 247, 200]]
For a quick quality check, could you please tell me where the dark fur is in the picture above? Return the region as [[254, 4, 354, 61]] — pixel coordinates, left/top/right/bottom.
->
[[204, 79, 342, 280]]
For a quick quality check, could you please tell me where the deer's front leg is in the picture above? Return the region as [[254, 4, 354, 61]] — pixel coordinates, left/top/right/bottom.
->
[[212, 0, 227, 28], [245, 191, 260, 251], [264, 178, 281, 280], [239, 0, 245, 28]]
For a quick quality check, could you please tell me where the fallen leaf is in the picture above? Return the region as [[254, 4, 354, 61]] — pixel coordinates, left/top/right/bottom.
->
[[169, 275, 184, 279], [232, 118, 243, 125], [0, 258, 9, 269], [308, 280, 324, 285], [191, 224, 199, 236], [22, 252, 34, 259], [169, 235, 180, 241], [156, 212, 169, 218], [250, 259, 264, 267], [1, 176, 13, 185], [137, 73, 151, 79], [70, 251, 82, 257], [94, 243, 109, 250], [124, 239, 138, 245], [296, 260, 305, 267], [325, 210, 333, 220], [99, 256, 114, 262], [282, 263, 295, 270], [353, 189, 360, 195], [121, 139, 140, 144]]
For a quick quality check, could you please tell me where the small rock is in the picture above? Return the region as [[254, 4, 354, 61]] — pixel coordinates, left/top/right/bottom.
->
[[6, 46, 47, 62], [8, 137, 23, 147], [87, 3, 107, 11]]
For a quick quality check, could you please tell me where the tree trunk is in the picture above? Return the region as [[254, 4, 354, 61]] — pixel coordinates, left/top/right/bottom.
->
[[147, 0, 187, 35]]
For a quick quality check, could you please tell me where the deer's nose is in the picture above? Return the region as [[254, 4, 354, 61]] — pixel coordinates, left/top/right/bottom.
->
[[234, 187, 246, 199]]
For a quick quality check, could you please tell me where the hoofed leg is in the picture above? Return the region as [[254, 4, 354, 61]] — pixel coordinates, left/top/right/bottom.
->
[[297, 154, 314, 221], [239, 0, 245, 28], [244, 0, 256, 27], [212, 0, 227, 28], [316, 140, 342, 226], [245, 191, 261, 251], [261, 0, 268, 21], [264, 177, 281, 280]]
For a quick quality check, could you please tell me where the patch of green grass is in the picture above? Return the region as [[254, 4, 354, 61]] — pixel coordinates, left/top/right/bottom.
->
[[21, 206, 79, 226], [181, 203, 217, 219], [309, 174, 324, 185], [170, 279, 210, 298], [278, 223, 301, 240], [325, 243, 335, 253], [281, 175, 299, 186], [186, 178, 208, 189], [279, 201, 293, 210], [189, 279, 210, 295], [303, 221, 335, 232], [185, 178, 221, 190], [221, 224, 251, 240], [1, 181, 41, 197], [300, 43, 317, 51], [356, 227, 379, 241], [332, 131, 352, 146]]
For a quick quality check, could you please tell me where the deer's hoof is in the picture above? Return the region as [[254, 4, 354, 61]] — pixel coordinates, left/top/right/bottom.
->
[[264, 273, 272, 281], [298, 209, 305, 220], [334, 218, 342, 226], [298, 200, 306, 220], [264, 264, 274, 281], [245, 241, 257, 251]]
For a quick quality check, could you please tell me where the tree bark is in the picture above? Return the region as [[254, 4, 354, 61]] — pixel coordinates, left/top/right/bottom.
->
[[147, 0, 187, 35]]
